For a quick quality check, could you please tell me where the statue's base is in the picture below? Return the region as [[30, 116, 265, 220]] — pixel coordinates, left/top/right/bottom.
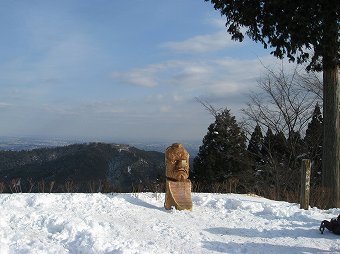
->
[[164, 180, 192, 211]]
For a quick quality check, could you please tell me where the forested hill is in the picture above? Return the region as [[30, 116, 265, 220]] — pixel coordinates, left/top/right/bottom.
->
[[0, 143, 165, 192]]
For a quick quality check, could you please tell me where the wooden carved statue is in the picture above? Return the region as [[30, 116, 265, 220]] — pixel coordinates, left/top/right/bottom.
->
[[164, 143, 192, 210]]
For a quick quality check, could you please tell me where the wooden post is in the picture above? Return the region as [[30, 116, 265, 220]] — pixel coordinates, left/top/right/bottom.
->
[[300, 159, 311, 210]]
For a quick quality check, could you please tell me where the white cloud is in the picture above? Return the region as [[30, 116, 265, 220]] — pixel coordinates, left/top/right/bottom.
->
[[80, 101, 126, 114], [172, 94, 184, 102], [0, 102, 12, 108], [161, 31, 239, 53], [160, 106, 172, 113], [206, 18, 226, 29], [171, 65, 212, 87], [112, 69, 158, 88], [112, 57, 276, 93], [112, 60, 215, 88], [145, 94, 166, 103], [43, 100, 125, 116]]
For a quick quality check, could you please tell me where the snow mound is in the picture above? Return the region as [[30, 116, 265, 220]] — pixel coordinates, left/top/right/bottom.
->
[[0, 193, 339, 254]]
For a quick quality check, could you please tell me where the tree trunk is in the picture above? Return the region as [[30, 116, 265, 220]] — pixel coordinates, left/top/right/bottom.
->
[[322, 65, 340, 208], [321, 4, 340, 208]]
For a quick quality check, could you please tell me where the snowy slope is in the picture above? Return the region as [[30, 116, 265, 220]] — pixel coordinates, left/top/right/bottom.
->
[[0, 193, 339, 254]]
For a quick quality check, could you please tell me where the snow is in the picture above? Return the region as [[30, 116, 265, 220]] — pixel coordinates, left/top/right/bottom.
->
[[0, 193, 339, 254]]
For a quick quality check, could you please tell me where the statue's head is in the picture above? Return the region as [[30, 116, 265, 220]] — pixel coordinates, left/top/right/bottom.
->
[[165, 143, 189, 181]]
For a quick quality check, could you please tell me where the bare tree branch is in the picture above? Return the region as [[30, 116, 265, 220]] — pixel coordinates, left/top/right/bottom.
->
[[195, 97, 223, 118], [242, 66, 321, 138]]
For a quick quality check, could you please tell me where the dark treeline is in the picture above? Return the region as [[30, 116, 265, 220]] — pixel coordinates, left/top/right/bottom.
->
[[192, 105, 322, 189]]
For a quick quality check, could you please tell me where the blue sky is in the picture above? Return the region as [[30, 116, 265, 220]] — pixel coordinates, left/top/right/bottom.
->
[[0, 0, 291, 143]]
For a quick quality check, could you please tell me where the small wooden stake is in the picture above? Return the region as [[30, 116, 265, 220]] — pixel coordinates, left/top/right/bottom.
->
[[300, 159, 311, 210]]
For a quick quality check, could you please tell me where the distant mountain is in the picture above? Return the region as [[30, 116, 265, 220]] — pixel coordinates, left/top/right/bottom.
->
[[0, 143, 165, 192], [0, 136, 75, 151], [132, 142, 200, 157]]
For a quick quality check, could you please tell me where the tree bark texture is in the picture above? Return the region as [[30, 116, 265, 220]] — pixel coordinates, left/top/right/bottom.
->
[[322, 66, 340, 208], [321, 5, 340, 208]]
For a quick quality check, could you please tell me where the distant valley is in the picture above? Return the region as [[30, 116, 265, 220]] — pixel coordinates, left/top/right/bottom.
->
[[0, 137, 200, 193]]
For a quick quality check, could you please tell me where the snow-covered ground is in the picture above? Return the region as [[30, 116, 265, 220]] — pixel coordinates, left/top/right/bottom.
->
[[0, 193, 339, 254]]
